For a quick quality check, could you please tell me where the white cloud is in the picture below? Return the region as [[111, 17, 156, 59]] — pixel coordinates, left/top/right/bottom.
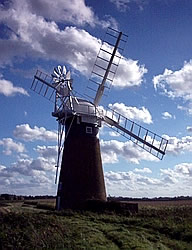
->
[[110, 0, 131, 11], [102, 151, 119, 164], [27, 0, 118, 28], [18, 153, 29, 159], [0, 143, 58, 194], [0, 138, 57, 195], [0, 39, 31, 66], [160, 163, 192, 188], [31, 170, 53, 184], [109, 0, 147, 12], [0, 10, 98, 73], [0, 75, 28, 96], [0, 171, 53, 194], [108, 103, 153, 124], [28, 0, 96, 26], [134, 167, 152, 173], [1, 139, 192, 197], [0, 1, 99, 71], [105, 170, 162, 197], [0, 164, 12, 178], [30, 157, 55, 172], [153, 60, 192, 103], [162, 111, 173, 120], [177, 104, 192, 116], [11, 158, 33, 176], [0, 165, 6, 171], [35, 145, 57, 159], [174, 163, 192, 176], [0, 0, 146, 89], [109, 131, 120, 137], [113, 58, 147, 88], [13, 124, 57, 142], [105, 162, 192, 197], [0, 157, 55, 189], [101, 139, 158, 164], [0, 138, 25, 155], [0, 0, 116, 29], [0, 141, 56, 181], [186, 126, 192, 132], [163, 134, 192, 155]]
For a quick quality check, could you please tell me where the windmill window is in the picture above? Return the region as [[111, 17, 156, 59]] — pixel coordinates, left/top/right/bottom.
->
[[86, 126, 93, 134]]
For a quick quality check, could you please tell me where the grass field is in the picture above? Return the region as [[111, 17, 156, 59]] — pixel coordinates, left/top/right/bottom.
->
[[0, 199, 192, 249]]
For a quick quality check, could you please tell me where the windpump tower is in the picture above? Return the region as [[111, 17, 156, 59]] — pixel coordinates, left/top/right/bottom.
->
[[31, 28, 168, 210]]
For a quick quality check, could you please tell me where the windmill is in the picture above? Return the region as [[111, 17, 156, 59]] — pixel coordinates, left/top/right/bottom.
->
[[31, 28, 168, 210]]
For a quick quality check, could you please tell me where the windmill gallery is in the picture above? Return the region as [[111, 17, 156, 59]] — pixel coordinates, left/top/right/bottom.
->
[[31, 28, 168, 210]]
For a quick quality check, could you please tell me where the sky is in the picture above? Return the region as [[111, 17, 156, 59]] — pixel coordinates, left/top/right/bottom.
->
[[0, 0, 192, 198]]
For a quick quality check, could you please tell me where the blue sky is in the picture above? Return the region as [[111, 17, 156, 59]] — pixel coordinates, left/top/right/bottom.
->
[[0, 0, 192, 197]]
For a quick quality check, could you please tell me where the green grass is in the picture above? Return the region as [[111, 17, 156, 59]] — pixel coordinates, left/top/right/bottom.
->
[[0, 201, 192, 249]]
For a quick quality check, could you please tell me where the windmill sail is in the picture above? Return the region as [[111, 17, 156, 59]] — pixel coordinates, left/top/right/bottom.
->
[[31, 70, 56, 102], [103, 108, 168, 160], [84, 28, 128, 106]]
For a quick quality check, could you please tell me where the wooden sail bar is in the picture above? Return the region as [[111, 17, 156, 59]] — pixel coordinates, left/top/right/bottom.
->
[[104, 108, 168, 160], [84, 28, 128, 104]]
